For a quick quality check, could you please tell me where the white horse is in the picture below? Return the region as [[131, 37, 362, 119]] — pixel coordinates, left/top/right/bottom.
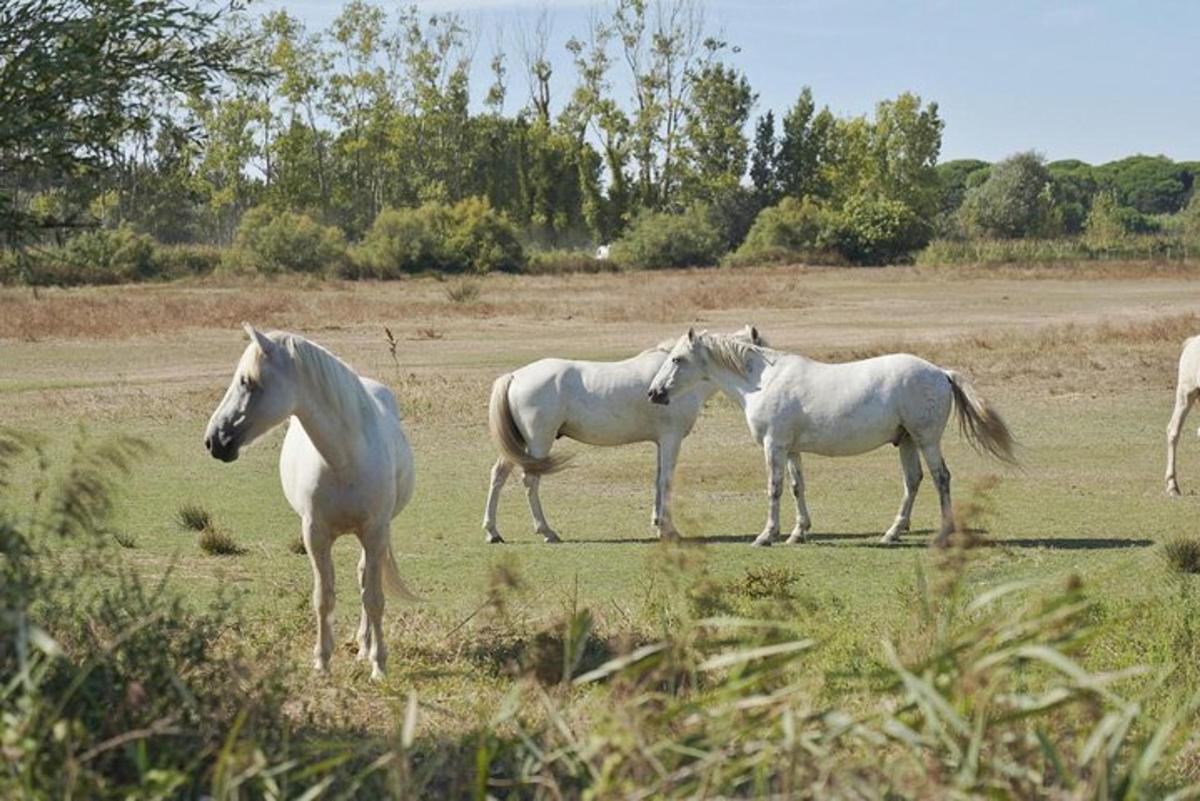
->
[[483, 325, 764, 544], [1165, 335, 1200, 495], [647, 330, 1016, 546], [203, 325, 416, 679]]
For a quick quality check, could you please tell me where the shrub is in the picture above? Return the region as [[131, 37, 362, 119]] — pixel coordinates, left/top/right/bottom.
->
[[959, 151, 1059, 239], [725, 196, 834, 266], [610, 205, 723, 269], [1, 224, 160, 286], [827, 194, 928, 264], [526, 248, 621, 275], [232, 206, 346, 274], [443, 277, 481, 304], [153, 243, 222, 278], [352, 198, 525, 277]]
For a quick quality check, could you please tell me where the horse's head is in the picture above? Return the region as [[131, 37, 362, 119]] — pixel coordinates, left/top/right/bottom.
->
[[204, 324, 299, 462], [648, 327, 709, 406], [648, 324, 764, 405]]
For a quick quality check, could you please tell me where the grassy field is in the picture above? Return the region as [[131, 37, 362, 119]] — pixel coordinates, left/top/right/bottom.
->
[[6, 263, 1200, 791]]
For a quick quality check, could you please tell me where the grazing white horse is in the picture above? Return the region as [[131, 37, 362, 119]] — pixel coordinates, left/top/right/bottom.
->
[[647, 330, 1016, 546], [483, 325, 764, 544], [1165, 335, 1200, 495], [203, 325, 416, 679]]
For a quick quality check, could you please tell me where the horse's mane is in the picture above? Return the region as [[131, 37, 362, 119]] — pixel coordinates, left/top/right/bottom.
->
[[700, 332, 775, 378], [642, 337, 680, 356], [264, 332, 374, 427]]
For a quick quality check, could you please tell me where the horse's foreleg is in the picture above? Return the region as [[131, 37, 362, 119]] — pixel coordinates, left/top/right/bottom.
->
[[523, 472, 561, 543], [785, 454, 811, 544], [654, 437, 682, 541], [483, 458, 512, 543], [753, 441, 786, 547], [1166, 389, 1194, 496], [882, 436, 923, 545], [919, 442, 954, 546], [361, 534, 388, 680], [303, 518, 335, 673]]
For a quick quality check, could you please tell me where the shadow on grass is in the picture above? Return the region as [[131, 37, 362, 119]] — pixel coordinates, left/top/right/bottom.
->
[[562, 530, 1155, 550]]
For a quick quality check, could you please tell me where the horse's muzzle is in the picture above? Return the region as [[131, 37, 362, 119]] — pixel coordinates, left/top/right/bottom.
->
[[647, 387, 670, 406], [204, 431, 240, 462]]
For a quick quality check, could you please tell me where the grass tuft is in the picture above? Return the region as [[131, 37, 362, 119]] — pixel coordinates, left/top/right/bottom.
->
[[289, 536, 307, 555], [443, 278, 480, 304], [177, 503, 213, 532], [199, 526, 246, 556], [112, 530, 136, 549], [1164, 537, 1200, 575]]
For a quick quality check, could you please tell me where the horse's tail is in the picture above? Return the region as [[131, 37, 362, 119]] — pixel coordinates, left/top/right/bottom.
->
[[382, 543, 420, 602], [488, 373, 570, 475], [945, 370, 1018, 465]]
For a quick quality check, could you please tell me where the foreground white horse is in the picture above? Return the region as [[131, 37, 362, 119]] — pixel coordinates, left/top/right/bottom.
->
[[647, 330, 1016, 546], [1165, 335, 1200, 495], [483, 325, 763, 543], [204, 325, 415, 679]]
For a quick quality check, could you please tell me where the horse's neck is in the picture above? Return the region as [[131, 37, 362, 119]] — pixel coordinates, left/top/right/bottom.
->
[[707, 354, 763, 411], [292, 377, 367, 473]]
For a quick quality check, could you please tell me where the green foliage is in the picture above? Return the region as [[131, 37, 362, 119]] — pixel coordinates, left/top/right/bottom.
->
[[231, 206, 346, 274], [1048, 159, 1099, 234], [828, 195, 928, 264], [1085, 191, 1132, 250], [935, 159, 990, 218], [1095, 154, 1194, 215], [0, 0, 251, 243], [959, 151, 1060, 239], [353, 197, 525, 277], [727, 196, 833, 266], [917, 233, 1199, 265], [681, 63, 755, 204], [610, 205, 723, 269], [0, 225, 161, 286]]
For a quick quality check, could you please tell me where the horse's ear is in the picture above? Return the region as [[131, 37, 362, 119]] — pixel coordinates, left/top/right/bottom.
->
[[687, 327, 695, 342], [750, 325, 760, 345], [243, 323, 276, 359]]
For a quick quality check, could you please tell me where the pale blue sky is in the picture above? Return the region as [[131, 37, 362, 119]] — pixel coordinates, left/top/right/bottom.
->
[[260, 0, 1200, 164]]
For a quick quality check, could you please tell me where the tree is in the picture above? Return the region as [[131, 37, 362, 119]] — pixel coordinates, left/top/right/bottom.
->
[[1094, 155, 1193, 215], [0, 0, 252, 243], [681, 63, 755, 202], [1047, 159, 1097, 234], [750, 111, 779, 207], [958, 152, 1059, 239], [868, 93, 943, 219], [1083, 190, 1128, 251]]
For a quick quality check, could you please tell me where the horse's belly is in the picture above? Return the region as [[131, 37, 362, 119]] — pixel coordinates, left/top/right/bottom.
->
[[795, 416, 900, 457]]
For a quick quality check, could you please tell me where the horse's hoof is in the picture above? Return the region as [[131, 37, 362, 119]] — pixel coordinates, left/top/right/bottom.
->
[[659, 530, 682, 543], [752, 537, 773, 547], [879, 534, 898, 546], [1167, 485, 1182, 497], [542, 532, 562, 544], [313, 659, 330, 674], [785, 534, 807, 545], [485, 532, 505, 544], [370, 666, 386, 681]]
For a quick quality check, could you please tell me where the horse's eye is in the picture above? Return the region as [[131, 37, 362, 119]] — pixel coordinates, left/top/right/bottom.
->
[[672, 357, 683, 365], [240, 375, 254, 390]]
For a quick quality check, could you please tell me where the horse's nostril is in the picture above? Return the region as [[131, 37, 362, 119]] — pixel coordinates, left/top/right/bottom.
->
[[204, 436, 212, 452]]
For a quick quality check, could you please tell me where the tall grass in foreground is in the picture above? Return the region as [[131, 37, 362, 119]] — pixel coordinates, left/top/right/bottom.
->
[[3, 428, 1199, 798]]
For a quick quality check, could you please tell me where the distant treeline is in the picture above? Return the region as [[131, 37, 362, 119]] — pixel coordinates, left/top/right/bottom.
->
[[2, 0, 1198, 283]]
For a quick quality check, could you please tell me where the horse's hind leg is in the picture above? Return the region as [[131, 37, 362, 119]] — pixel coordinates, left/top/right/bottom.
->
[[355, 549, 371, 661], [1166, 388, 1195, 496], [753, 440, 787, 547], [303, 517, 335, 673], [784, 453, 811, 544], [523, 472, 561, 543], [918, 441, 954, 546], [882, 435, 923, 545], [483, 458, 512, 543], [360, 532, 388, 680]]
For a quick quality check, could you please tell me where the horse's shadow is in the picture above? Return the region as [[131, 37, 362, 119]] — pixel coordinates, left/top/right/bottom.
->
[[564, 529, 1155, 550]]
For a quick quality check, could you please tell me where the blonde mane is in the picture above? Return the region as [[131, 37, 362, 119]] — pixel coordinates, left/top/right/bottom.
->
[[700, 332, 774, 378], [248, 332, 375, 427]]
